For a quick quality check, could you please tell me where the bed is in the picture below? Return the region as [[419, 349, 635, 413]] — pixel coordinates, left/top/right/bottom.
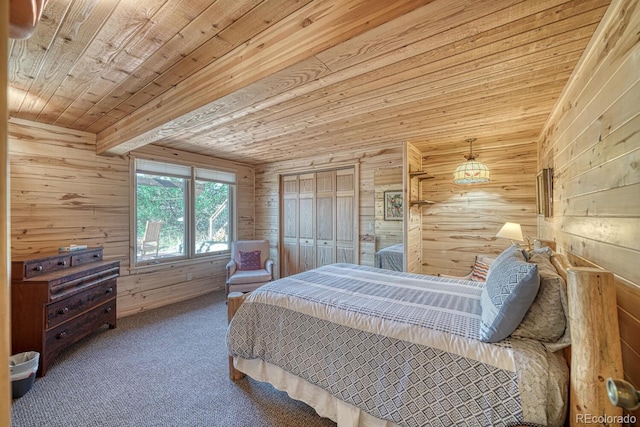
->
[[226, 246, 624, 427], [374, 243, 403, 271]]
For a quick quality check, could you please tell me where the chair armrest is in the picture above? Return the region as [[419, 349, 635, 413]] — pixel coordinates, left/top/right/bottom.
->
[[226, 260, 237, 282], [265, 258, 274, 280]]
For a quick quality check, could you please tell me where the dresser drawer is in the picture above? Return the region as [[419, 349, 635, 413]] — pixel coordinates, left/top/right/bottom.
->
[[46, 278, 117, 329], [71, 249, 102, 266], [23, 255, 72, 279], [45, 300, 116, 362], [49, 263, 119, 301], [13, 248, 104, 280]]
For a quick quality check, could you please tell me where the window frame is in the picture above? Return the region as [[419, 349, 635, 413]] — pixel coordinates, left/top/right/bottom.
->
[[132, 157, 236, 268]]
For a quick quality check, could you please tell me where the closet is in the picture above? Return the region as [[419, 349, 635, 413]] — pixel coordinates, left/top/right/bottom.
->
[[280, 167, 358, 277]]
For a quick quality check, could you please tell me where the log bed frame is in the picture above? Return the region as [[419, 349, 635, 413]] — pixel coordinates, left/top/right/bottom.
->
[[227, 242, 625, 427]]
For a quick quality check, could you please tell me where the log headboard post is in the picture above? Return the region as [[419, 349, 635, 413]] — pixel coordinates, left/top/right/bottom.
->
[[534, 239, 556, 251], [566, 267, 624, 426], [227, 292, 248, 381]]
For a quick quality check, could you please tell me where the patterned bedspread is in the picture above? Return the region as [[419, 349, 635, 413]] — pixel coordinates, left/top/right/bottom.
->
[[227, 263, 568, 427]]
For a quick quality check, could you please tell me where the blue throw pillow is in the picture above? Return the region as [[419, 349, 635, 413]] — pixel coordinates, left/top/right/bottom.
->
[[479, 245, 540, 342]]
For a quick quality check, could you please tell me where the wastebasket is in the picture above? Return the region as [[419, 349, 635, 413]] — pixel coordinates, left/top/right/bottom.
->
[[10, 351, 39, 398]]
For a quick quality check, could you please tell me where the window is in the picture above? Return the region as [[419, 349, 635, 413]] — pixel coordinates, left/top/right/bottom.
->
[[134, 159, 235, 265]]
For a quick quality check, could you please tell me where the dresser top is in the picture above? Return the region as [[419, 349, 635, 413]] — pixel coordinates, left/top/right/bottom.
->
[[11, 247, 112, 281], [12, 247, 102, 263]]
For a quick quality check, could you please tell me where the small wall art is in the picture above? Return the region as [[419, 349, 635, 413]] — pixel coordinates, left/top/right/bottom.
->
[[384, 190, 403, 221], [536, 168, 553, 217]]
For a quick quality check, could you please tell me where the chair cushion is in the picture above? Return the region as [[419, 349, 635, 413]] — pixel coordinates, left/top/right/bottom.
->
[[239, 250, 261, 271], [227, 269, 272, 285], [233, 240, 270, 267], [479, 245, 540, 343]]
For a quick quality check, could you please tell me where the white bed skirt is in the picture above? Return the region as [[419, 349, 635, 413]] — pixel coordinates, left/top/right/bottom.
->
[[235, 357, 400, 427]]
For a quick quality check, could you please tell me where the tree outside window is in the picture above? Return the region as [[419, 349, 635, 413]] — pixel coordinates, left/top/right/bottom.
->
[[134, 159, 234, 265], [195, 180, 230, 254]]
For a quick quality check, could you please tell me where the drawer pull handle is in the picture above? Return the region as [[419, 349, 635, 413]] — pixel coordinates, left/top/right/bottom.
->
[[58, 307, 69, 315], [105, 307, 112, 314], [58, 261, 67, 266], [35, 265, 43, 272], [93, 254, 100, 258], [105, 287, 113, 294], [56, 331, 68, 339]]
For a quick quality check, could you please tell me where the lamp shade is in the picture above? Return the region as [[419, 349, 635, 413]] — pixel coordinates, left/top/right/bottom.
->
[[496, 222, 524, 242], [453, 160, 490, 184], [453, 138, 490, 184]]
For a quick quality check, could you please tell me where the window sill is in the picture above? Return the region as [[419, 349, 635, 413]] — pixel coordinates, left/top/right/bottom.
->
[[129, 251, 230, 274]]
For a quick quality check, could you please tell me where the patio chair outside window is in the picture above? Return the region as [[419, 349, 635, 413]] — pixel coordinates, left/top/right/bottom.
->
[[141, 221, 162, 257]]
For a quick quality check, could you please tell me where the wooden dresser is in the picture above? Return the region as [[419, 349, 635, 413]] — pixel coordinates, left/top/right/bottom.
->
[[11, 247, 120, 376]]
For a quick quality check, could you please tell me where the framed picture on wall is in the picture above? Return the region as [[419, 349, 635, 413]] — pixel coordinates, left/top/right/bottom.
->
[[384, 190, 403, 221], [536, 168, 553, 217]]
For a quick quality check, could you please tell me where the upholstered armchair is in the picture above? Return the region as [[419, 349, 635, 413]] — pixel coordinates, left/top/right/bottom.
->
[[225, 240, 274, 296]]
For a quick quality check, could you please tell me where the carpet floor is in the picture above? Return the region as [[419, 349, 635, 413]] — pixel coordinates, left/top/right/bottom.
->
[[10, 290, 337, 427]]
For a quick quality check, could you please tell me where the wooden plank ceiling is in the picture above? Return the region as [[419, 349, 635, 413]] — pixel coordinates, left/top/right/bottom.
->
[[8, 0, 611, 165]]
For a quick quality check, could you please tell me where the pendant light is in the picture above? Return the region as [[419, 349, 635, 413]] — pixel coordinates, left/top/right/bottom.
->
[[453, 138, 490, 184]]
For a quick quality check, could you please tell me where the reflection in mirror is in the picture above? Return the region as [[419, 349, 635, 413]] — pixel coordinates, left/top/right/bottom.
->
[[374, 167, 403, 249], [374, 167, 404, 271]]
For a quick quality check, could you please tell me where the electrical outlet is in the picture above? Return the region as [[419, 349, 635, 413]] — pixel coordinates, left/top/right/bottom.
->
[[186, 273, 192, 281]]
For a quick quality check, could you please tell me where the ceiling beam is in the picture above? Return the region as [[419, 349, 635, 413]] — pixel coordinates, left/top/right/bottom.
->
[[95, 0, 432, 156]]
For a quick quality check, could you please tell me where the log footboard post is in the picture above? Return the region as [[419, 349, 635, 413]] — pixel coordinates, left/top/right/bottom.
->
[[567, 267, 623, 426], [227, 291, 247, 381]]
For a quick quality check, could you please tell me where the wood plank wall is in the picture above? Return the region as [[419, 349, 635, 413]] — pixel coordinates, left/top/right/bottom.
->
[[410, 138, 538, 277], [1, 3, 10, 421], [255, 143, 404, 274], [538, 0, 640, 423], [8, 119, 255, 317], [254, 137, 537, 279]]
